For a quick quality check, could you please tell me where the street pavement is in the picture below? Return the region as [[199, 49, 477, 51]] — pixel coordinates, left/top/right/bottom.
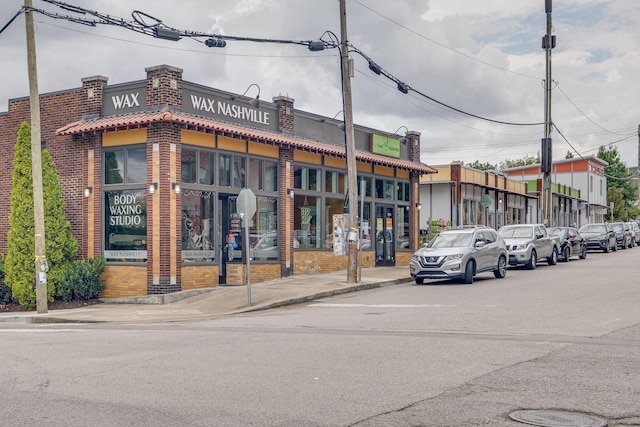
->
[[0, 266, 412, 324]]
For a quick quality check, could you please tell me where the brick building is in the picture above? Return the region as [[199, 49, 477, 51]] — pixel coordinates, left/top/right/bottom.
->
[[0, 64, 435, 298]]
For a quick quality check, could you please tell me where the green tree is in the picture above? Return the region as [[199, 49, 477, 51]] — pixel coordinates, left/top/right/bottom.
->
[[500, 153, 541, 170], [565, 151, 574, 159], [464, 160, 499, 171], [5, 123, 78, 308], [597, 145, 638, 220]]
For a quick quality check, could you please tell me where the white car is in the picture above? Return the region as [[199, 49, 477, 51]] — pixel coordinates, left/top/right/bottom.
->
[[410, 227, 507, 285]]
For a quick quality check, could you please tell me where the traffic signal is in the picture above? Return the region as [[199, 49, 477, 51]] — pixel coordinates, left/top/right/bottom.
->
[[205, 38, 226, 48]]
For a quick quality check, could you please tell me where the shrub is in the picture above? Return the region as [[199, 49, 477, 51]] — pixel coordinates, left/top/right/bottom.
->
[[54, 257, 106, 302]]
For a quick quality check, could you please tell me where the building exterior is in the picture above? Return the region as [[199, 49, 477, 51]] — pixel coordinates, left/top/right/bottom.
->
[[419, 163, 536, 237], [0, 64, 435, 298], [503, 156, 607, 224]]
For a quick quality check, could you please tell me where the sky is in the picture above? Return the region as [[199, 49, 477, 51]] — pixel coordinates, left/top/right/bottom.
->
[[1, 0, 639, 169]]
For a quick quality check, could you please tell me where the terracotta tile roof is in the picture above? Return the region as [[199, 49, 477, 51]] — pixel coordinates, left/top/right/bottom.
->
[[56, 109, 436, 173]]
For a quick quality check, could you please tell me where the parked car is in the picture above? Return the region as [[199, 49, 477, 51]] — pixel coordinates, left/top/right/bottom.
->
[[610, 222, 632, 249], [250, 232, 279, 261], [578, 223, 616, 252], [627, 221, 640, 247], [498, 224, 559, 269], [409, 226, 507, 285], [547, 227, 587, 261]]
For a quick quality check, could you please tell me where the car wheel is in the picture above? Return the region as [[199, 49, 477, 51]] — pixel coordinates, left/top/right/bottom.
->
[[493, 256, 507, 279], [579, 245, 587, 259], [463, 260, 474, 284], [562, 246, 570, 262], [547, 247, 558, 265], [526, 250, 537, 270], [415, 277, 424, 285]]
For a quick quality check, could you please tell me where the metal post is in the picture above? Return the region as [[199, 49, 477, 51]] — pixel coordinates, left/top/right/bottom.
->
[[358, 179, 365, 282], [542, 0, 554, 226], [25, 0, 48, 314], [339, 0, 358, 283]]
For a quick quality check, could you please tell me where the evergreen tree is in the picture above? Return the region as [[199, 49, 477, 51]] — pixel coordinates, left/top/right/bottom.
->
[[5, 123, 78, 308]]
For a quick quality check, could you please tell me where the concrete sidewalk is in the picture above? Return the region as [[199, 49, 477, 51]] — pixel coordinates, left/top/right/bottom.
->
[[0, 267, 412, 324]]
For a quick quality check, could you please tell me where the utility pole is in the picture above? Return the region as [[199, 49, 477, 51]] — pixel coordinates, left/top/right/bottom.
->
[[339, 0, 358, 283], [541, 0, 555, 226], [25, 0, 48, 313]]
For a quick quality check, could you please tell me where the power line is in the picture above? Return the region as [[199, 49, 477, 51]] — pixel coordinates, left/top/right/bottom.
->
[[352, 0, 540, 81]]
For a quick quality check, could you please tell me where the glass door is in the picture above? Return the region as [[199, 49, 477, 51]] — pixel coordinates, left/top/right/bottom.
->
[[375, 204, 395, 266], [218, 194, 240, 285]]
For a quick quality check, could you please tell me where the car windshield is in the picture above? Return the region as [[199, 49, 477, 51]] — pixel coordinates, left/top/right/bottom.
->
[[428, 232, 472, 248], [611, 224, 623, 231], [548, 228, 565, 238], [580, 224, 606, 233], [498, 227, 532, 238]]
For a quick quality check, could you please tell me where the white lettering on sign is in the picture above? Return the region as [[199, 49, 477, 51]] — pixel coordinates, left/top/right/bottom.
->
[[109, 193, 143, 226], [190, 95, 269, 125], [111, 92, 141, 109]]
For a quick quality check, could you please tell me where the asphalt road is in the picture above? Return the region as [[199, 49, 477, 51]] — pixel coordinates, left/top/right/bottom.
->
[[1, 247, 639, 426]]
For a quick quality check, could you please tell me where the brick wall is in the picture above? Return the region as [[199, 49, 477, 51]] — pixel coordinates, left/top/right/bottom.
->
[[0, 77, 106, 257], [100, 265, 147, 298], [182, 265, 219, 290]]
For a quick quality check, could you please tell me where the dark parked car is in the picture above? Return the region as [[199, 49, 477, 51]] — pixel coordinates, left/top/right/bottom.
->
[[548, 227, 587, 261], [610, 222, 632, 249], [627, 221, 640, 247], [578, 223, 616, 252]]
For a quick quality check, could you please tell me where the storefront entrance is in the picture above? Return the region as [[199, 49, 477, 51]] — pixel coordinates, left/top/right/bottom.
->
[[218, 194, 241, 285], [375, 204, 395, 266]]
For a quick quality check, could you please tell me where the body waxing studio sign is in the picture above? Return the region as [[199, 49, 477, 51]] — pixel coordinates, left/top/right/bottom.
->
[[109, 192, 143, 226]]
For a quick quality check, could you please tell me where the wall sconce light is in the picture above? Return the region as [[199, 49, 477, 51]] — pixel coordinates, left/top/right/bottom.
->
[[171, 182, 181, 194], [149, 182, 158, 194], [84, 186, 93, 198], [287, 188, 295, 199], [239, 83, 260, 108], [415, 203, 422, 211]]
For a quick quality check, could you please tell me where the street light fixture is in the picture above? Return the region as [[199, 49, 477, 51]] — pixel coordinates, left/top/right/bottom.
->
[[238, 83, 260, 108]]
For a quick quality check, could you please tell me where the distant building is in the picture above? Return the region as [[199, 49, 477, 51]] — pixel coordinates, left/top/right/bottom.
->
[[419, 163, 536, 237], [503, 155, 607, 224]]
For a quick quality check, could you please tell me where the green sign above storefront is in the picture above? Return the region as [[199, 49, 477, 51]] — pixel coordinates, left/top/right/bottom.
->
[[370, 134, 401, 158]]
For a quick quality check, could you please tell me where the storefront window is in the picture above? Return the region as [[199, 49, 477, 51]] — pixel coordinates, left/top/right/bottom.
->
[[294, 166, 321, 191], [104, 189, 148, 262], [325, 170, 346, 194], [396, 206, 410, 250], [103, 147, 147, 263], [375, 179, 395, 199], [247, 159, 278, 192], [219, 154, 231, 187], [293, 195, 320, 248], [181, 190, 215, 262], [325, 197, 344, 249], [251, 196, 279, 261]]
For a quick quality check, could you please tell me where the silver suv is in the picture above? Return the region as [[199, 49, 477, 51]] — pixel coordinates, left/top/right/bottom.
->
[[410, 227, 507, 285]]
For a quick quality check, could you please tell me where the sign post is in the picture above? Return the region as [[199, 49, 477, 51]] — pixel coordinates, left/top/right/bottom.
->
[[237, 188, 256, 306]]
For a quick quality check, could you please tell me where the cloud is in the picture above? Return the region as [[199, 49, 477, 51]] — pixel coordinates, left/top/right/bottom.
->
[[1, 0, 639, 168]]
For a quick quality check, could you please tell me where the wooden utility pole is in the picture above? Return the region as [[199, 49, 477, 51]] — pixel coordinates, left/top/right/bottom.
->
[[339, 0, 358, 283], [541, 0, 555, 226], [25, 0, 48, 313]]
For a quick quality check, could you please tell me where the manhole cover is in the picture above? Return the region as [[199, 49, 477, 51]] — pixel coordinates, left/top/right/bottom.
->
[[509, 409, 607, 427]]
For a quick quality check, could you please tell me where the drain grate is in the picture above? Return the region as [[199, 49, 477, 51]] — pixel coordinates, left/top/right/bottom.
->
[[509, 409, 607, 427]]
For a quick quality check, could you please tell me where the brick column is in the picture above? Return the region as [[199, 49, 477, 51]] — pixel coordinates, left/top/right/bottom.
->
[[407, 131, 422, 251], [145, 65, 183, 294], [274, 96, 295, 276]]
